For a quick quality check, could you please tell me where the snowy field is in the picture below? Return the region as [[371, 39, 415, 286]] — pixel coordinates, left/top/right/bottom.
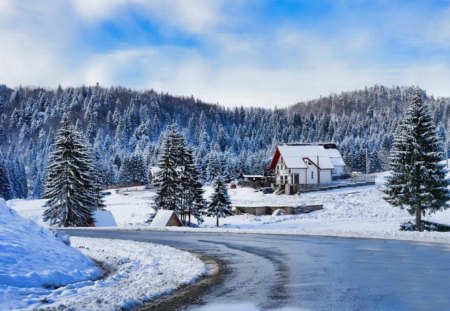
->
[[1, 198, 206, 310], [8, 173, 450, 245]]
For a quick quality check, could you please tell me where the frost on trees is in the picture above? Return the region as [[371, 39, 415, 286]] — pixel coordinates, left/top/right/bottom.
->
[[384, 94, 450, 231], [154, 124, 205, 224], [206, 176, 233, 227], [0, 153, 11, 200], [0, 84, 447, 196], [42, 116, 103, 227]]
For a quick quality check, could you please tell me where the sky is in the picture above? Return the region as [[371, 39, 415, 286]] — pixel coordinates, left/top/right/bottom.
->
[[1, 0, 450, 108]]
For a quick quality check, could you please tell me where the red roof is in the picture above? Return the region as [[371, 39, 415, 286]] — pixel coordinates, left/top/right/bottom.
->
[[269, 147, 280, 170]]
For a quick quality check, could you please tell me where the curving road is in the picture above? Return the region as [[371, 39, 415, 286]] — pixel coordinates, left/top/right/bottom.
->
[[64, 230, 450, 310]]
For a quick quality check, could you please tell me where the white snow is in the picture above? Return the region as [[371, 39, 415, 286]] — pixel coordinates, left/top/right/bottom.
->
[[0, 198, 102, 309], [93, 210, 117, 227], [1, 197, 205, 310], [7, 172, 450, 245], [31, 237, 206, 310]]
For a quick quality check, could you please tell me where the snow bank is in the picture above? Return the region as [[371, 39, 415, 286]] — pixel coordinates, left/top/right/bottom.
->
[[30, 237, 206, 310], [0, 198, 102, 309]]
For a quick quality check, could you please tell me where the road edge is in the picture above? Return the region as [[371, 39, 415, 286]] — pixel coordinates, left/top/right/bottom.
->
[[136, 252, 226, 311]]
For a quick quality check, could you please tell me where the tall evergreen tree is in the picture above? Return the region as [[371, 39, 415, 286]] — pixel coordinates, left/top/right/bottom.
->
[[119, 154, 148, 184], [206, 176, 233, 226], [206, 150, 221, 181], [154, 125, 205, 224], [42, 116, 101, 227], [384, 94, 450, 231], [0, 153, 11, 200], [181, 147, 205, 225], [154, 125, 181, 211]]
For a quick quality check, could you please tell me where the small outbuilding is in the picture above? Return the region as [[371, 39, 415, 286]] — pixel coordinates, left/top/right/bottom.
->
[[93, 211, 118, 227], [149, 210, 183, 228], [238, 174, 268, 188]]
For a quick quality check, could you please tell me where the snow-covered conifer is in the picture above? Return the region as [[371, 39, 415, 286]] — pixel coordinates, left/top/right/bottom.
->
[[0, 153, 11, 200], [206, 150, 221, 181], [154, 125, 181, 211], [42, 116, 101, 227], [119, 154, 148, 185], [206, 176, 233, 226], [180, 147, 205, 225], [384, 94, 450, 231]]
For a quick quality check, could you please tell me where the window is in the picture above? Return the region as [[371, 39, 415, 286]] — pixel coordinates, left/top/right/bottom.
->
[[311, 171, 314, 179]]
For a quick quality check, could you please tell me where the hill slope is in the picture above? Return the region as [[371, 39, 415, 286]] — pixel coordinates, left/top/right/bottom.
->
[[1, 84, 449, 198], [0, 198, 101, 301]]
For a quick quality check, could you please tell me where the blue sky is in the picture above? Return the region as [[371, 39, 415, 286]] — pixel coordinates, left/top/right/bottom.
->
[[1, 0, 450, 107]]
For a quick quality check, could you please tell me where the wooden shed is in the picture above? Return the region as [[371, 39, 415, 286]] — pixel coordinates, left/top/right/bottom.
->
[[149, 210, 183, 228]]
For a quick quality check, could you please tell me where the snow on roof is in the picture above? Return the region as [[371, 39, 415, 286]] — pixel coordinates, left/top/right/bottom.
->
[[323, 148, 346, 166], [277, 145, 335, 169], [243, 175, 265, 178], [93, 211, 117, 227], [150, 209, 179, 228]]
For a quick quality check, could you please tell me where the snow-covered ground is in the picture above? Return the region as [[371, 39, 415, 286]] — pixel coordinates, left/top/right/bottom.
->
[[8, 173, 450, 245], [1, 198, 206, 310], [37, 237, 205, 310], [0, 198, 101, 309]]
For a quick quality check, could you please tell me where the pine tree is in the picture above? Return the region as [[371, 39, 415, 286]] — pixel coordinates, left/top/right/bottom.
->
[[154, 125, 181, 211], [119, 154, 148, 184], [42, 116, 100, 227], [154, 125, 206, 224], [206, 176, 233, 226], [384, 94, 450, 231], [0, 153, 11, 200], [206, 150, 221, 181], [181, 148, 205, 225]]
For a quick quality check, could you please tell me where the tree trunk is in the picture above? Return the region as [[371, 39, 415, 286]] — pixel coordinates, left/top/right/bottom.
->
[[216, 217, 219, 227], [188, 206, 191, 227], [416, 206, 423, 232]]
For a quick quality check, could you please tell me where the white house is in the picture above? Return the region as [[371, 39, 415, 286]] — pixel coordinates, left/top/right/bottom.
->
[[269, 144, 346, 190]]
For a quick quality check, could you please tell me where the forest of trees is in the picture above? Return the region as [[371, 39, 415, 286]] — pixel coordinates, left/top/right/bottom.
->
[[1, 84, 450, 200]]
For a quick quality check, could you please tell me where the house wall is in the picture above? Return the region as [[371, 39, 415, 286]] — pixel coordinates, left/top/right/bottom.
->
[[275, 156, 289, 185], [275, 156, 333, 186], [320, 170, 332, 184], [167, 215, 182, 227], [332, 165, 345, 176]]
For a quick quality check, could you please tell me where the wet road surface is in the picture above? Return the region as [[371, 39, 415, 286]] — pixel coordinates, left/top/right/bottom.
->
[[63, 230, 450, 310]]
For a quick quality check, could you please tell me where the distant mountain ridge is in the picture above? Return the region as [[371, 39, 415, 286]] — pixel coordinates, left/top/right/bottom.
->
[[1, 84, 448, 199]]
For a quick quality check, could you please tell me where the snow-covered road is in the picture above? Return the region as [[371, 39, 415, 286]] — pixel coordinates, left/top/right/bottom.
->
[[63, 229, 450, 311]]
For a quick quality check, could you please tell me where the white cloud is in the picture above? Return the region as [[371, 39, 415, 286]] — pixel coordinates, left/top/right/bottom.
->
[[2, 1, 450, 108], [72, 0, 226, 34]]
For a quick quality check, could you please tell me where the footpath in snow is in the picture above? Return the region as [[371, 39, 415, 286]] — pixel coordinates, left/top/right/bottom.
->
[[0, 199, 206, 310]]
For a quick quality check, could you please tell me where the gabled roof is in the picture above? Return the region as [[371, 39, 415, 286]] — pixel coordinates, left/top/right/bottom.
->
[[270, 144, 344, 170], [324, 148, 346, 166], [149, 210, 182, 228], [93, 211, 117, 227]]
